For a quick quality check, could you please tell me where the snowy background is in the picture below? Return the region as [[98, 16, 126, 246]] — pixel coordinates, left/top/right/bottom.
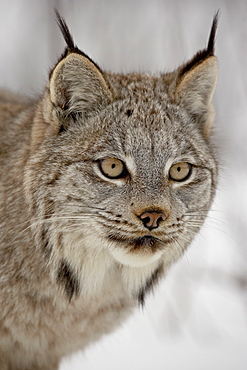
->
[[0, 0, 246, 369]]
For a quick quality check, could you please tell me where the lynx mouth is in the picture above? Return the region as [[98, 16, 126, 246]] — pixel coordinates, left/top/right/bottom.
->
[[130, 235, 162, 250], [108, 234, 165, 267], [108, 234, 165, 251]]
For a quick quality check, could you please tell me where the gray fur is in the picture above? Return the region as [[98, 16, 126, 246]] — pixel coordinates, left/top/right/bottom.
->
[[0, 14, 218, 369]]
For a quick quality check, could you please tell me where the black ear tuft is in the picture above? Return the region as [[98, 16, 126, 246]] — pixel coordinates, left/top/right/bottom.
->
[[53, 9, 102, 71], [55, 9, 76, 52], [207, 10, 219, 55], [178, 11, 219, 78]]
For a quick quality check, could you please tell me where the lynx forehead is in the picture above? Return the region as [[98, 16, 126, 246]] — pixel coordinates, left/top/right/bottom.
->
[[0, 11, 219, 369]]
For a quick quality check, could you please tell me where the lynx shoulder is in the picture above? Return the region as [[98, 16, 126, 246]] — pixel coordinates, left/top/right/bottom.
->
[[0, 12, 218, 370]]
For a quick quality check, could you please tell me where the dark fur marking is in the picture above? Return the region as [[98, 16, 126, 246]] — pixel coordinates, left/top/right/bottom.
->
[[46, 171, 62, 186], [57, 260, 80, 301], [58, 124, 66, 134], [138, 263, 164, 307], [178, 11, 219, 78], [125, 109, 133, 117], [40, 228, 52, 259]]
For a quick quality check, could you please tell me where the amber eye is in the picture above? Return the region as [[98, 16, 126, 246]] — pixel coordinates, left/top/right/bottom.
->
[[99, 158, 126, 179], [169, 162, 192, 182]]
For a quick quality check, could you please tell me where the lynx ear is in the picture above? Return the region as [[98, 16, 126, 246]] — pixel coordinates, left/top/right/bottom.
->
[[47, 12, 112, 129], [49, 53, 112, 117], [173, 13, 219, 137]]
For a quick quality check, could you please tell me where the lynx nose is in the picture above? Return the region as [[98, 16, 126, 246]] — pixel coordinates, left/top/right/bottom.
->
[[139, 210, 167, 231]]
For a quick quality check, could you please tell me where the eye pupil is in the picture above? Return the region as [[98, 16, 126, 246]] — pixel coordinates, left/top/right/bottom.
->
[[111, 164, 116, 169], [177, 167, 181, 172]]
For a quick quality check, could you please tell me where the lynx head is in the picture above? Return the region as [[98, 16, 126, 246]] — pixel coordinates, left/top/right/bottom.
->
[[25, 12, 218, 300]]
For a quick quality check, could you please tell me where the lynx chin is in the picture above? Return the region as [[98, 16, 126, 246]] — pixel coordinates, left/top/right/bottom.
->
[[0, 11, 219, 370]]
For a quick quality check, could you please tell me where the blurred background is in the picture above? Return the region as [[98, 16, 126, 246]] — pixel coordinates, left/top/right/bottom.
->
[[0, 1, 246, 369]]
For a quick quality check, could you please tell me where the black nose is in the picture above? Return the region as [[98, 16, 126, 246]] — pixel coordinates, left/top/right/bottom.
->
[[139, 210, 167, 231]]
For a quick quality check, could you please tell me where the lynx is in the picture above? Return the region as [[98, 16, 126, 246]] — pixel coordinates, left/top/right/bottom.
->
[[0, 11, 218, 370]]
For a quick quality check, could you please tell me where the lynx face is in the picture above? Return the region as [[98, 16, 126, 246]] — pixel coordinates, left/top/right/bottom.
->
[[31, 99, 214, 269]]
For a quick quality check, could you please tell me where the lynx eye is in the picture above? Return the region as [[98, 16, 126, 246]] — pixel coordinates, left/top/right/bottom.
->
[[99, 158, 126, 179], [169, 162, 192, 182]]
